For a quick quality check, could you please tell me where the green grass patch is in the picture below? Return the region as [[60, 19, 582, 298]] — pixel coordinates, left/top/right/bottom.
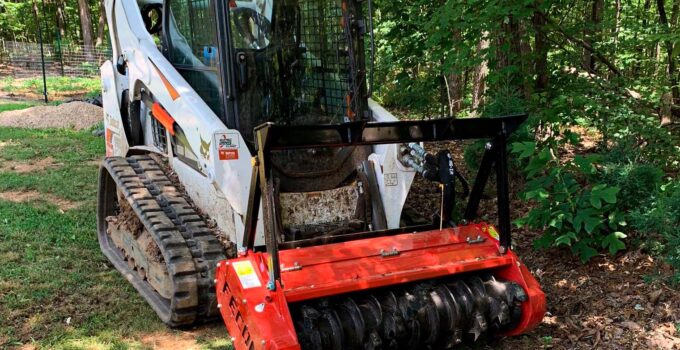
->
[[0, 102, 34, 113], [20, 76, 100, 94], [0, 128, 102, 201], [0, 127, 231, 350], [1, 76, 100, 98]]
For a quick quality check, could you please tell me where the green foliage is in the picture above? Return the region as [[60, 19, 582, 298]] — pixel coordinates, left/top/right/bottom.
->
[[602, 163, 664, 210], [0, 0, 107, 45], [0, 76, 15, 93], [513, 143, 628, 262], [629, 181, 680, 282], [481, 84, 527, 118], [79, 61, 99, 76]]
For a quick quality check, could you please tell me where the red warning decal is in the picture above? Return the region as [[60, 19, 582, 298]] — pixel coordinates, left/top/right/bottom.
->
[[105, 128, 114, 156], [219, 149, 239, 160], [216, 133, 240, 160]]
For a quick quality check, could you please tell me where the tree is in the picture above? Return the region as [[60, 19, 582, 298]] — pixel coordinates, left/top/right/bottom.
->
[[657, 0, 680, 109], [471, 33, 489, 113], [445, 29, 464, 116], [582, 0, 604, 73], [56, 0, 67, 40], [533, 2, 549, 91], [77, 0, 93, 48], [95, 0, 106, 47]]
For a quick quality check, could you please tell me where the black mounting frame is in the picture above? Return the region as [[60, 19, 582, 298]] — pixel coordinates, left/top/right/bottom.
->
[[242, 114, 527, 289]]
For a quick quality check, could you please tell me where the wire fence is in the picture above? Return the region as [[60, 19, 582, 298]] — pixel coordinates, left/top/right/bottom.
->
[[0, 40, 111, 78]]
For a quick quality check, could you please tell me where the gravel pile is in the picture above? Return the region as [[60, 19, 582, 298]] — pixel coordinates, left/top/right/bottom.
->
[[0, 102, 103, 130]]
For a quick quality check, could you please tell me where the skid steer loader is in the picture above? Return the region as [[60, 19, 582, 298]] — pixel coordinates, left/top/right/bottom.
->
[[98, 0, 546, 348]]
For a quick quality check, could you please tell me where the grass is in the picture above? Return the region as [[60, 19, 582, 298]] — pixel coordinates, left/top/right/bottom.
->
[[0, 102, 34, 113], [0, 76, 100, 100], [0, 126, 231, 350]]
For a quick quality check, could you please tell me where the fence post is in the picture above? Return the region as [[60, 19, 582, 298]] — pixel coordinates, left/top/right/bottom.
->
[[34, 0, 48, 103], [56, 31, 64, 77]]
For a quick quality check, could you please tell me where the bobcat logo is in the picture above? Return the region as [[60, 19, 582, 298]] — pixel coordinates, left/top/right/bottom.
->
[[199, 134, 211, 161]]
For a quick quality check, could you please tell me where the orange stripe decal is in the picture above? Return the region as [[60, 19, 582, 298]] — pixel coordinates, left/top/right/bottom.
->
[[149, 59, 180, 100], [151, 103, 176, 136]]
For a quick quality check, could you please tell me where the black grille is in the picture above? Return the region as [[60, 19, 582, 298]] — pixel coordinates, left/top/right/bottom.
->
[[299, 0, 352, 121]]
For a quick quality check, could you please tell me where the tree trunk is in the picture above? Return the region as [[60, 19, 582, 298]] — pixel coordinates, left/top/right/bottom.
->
[[495, 15, 525, 96], [614, 0, 621, 56], [31, 0, 41, 43], [445, 29, 464, 116], [519, 22, 533, 98], [445, 72, 464, 116], [533, 5, 549, 91], [657, 0, 680, 105], [672, 0, 680, 108], [583, 0, 604, 73], [77, 0, 94, 59], [471, 32, 489, 114], [56, 0, 66, 39], [95, 0, 107, 47], [634, 0, 652, 76]]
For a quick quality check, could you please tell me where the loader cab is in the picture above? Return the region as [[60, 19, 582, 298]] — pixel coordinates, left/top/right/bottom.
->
[[163, 0, 376, 240], [162, 0, 369, 142], [227, 0, 369, 143]]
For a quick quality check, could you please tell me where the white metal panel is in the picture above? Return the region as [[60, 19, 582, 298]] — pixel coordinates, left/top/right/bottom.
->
[[367, 99, 416, 229], [101, 60, 130, 157]]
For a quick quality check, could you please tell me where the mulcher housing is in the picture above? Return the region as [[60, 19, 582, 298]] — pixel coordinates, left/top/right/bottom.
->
[[216, 117, 546, 349]]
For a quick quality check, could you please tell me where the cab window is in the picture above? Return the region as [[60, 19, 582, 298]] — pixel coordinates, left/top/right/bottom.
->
[[166, 0, 224, 116]]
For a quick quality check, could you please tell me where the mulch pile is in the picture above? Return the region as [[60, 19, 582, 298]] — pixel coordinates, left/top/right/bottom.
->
[[0, 101, 102, 130]]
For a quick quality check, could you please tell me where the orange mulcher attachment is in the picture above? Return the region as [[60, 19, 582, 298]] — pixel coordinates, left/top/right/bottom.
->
[[216, 116, 546, 350]]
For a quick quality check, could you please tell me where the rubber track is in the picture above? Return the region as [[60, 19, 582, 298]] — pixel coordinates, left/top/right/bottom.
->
[[101, 155, 225, 326]]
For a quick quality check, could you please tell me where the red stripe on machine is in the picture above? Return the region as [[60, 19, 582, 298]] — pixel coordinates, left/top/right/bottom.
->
[[151, 103, 176, 136]]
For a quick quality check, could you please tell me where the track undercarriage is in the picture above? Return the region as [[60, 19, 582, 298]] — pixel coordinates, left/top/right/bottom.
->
[[97, 155, 226, 326]]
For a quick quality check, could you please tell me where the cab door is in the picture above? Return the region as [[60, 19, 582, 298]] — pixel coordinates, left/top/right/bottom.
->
[[163, 0, 229, 121]]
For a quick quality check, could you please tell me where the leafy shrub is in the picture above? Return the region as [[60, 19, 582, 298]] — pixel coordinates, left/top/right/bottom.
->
[[1, 76, 16, 93], [463, 140, 487, 173], [630, 181, 680, 282], [513, 142, 627, 262], [481, 83, 526, 118], [601, 163, 664, 210]]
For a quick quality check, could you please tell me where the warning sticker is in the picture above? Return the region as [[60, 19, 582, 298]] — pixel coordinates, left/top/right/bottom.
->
[[384, 173, 398, 186], [219, 149, 239, 160], [488, 226, 499, 241], [216, 133, 240, 160], [232, 260, 262, 289]]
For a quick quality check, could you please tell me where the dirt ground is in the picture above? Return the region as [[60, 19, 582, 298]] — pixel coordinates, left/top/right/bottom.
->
[[500, 230, 680, 350], [0, 102, 102, 130], [0, 190, 80, 212]]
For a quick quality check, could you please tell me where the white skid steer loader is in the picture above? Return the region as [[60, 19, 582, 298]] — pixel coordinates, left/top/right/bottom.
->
[[98, 0, 545, 348]]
